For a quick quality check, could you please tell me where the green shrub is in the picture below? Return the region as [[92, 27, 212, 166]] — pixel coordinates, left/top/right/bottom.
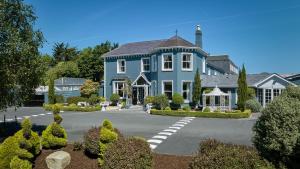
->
[[253, 86, 300, 168], [14, 130, 41, 157], [150, 109, 251, 119], [69, 103, 77, 107], [110, 94, 120, 106], [21, 118, 32, 139], [183, 105, 191, 111], [55, 95, 64, 103], [43, 104, 101, 112], [54, 114, 63, 124], [80, 80, 99, 98], [202, 107, 210, 112], [41, 123, 67, 149], [73, 141, 83, 151], [164, 106, 171, 111], [66, 96, 88, 104], [98, 119, 118, 166], [10, 156, 32, 169], [172, 93, 184, 105], [84, 127, 100, 156], [144, 96, 155, 104], [153, 95, 169, 110], [52, 104, 60, 114], [103, 137, 153, 169], [0, 136, 33, 169], [245, 99, 262, 112], [99, 96, 106, 103], [189, 139, 275, 169], [89, 94, 99, 105], [214, 108, 221, 113]]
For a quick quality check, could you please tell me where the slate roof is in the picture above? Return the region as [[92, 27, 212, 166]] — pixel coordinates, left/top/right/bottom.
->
[[102, 36, 198, 58], [207, 55, 238, 74], [201, 73, 272, 88], [55, 77, 86, 86]]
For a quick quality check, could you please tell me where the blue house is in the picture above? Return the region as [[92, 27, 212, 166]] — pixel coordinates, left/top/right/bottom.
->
[[102, 25, 296, 108]]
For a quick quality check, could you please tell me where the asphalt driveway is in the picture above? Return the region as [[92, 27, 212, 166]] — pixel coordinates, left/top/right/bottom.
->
[[0, 107, 257, 155]]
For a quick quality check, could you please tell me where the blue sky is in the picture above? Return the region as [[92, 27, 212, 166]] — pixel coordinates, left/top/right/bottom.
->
[[26, 0, 300, 73]]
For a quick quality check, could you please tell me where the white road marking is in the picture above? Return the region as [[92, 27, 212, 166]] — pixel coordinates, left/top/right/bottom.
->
[[149, 144, 157, 149], [6, 118, 13, 121], [46, 112, 52, 115], [176, 121, 188, 124], [152, 135, 168, 140], [32, 115, 38, 117], [16, 117, 22, 120], [39, 113, 45, 116], [158, 132, 173, 136], [184, 117, 195, 119], [163, 129, 177, 133], [60, 111, 64, 113], [169, 126, 181, 130], [179, 119, 191, 122], [172, 124, 185, 127], [147, 139, 163, 144]]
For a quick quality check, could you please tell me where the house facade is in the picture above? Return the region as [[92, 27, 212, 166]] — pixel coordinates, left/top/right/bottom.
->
[[103, 25, 296, 108]]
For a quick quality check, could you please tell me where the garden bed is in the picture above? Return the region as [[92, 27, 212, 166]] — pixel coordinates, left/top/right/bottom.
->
[[43, 104, 101, 112], [33, 144, 192, 169], [150, 109, 251, 118]]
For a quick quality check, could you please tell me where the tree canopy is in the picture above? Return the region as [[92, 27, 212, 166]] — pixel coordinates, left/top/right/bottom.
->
[[192, 68, 201, 106], [0, 0, 44, 110], [237, 65, 248, 111], [52, 42, 79, 63]]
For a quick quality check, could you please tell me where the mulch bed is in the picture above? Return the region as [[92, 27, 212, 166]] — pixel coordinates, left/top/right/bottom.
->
[[33, 144, 193, 169]]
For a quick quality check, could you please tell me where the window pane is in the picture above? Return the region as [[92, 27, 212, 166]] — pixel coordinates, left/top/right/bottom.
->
[[163, 82, 172, 100]]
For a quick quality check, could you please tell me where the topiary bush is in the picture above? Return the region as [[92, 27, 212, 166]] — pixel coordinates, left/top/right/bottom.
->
[[189, 139, 275, 169], [54, 114, 63, 124], [84, 127, 100, 156], [253, 86, 300, 168], [172, 93, 184, 105], [103, 137, 153, 169], [110, 93, 120, 106], [245, 99, 262, 112], [21, 118, 32, 139], [41, 122, 67, 149], [10, 156, 32, 169], [0, 136, 33, 169], [153, 94, 169, 110], [98, 119, 118, 166]]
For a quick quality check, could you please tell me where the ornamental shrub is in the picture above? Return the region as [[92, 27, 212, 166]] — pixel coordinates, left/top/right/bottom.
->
[[80, 80, 100, 98], [183, 105, 191, 111], [52, 104, 60, 114], [103, 137, 153, 169], [153, 94, 169, 110], [14, 130, 41, 157], [98, 120, 118, 166], [144, 96, 155, 105], [55, 95, 64, 103], [0, 136, 33, 169], [10, 156, 32, 169], [41, 123, 67, 149], [164, 106, 171, 111], [54, 114, 63, 124], [189, 139, 275, 169], [89, 94, 99, 105], [253, 86, 300, 168], [66, 96, 88, 105], [203, 107, 210, 112], [110, 94, 120, 106], [21, 118, 32, 139], [73, 141, 83, 151], [245, 99, 262, 112], [172, 93, 184, 105]]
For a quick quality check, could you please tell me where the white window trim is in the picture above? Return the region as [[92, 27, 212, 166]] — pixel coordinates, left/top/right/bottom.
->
[[117, 59, 126, 74], [141, 57, 150, 72], [202, 59, 206, 73], [112, 81, 125, 99], [181, 80, 192, 103], [208, 69, 211, 75], [161, 80, 173, 100], [161, 53, 174, 71], [181, 53, 193, 71], [151, 55, 157, 72]]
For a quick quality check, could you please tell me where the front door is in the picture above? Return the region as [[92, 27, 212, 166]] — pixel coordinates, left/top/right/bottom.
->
[[132, 86, 147, 105]]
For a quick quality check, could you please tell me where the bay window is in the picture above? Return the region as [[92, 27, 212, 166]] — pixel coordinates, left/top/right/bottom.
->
[[162, 81, 173, 100], [182, 53, 193, 71], [162, 53, 173, 71]]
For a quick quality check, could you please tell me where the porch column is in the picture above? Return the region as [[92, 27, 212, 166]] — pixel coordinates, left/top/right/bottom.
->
[[263, 88, 266, 108]]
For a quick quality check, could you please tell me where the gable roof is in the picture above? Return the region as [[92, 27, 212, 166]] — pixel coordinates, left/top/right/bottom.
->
[[102, 36, 200, 58]]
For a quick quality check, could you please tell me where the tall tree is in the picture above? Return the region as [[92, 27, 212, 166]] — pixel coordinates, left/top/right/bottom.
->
[[48, 78, 55, 104], [192, 68, 202, 106], [52, 42, 78, 62], [77, 41, 118, 81], [0, 0, 44, 110], [237, 64, 248, 111]]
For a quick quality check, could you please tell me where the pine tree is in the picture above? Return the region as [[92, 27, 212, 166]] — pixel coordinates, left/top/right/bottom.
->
[[237, 65, 248, 111], [48, 78, 55, 104], [192, 68, 202, 106]]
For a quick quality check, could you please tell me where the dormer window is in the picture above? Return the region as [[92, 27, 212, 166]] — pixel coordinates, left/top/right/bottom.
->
[[117, 59, 126, 73], [181, 53, 193, 71], [162, 53, 173, 71], [141, 58, 150, 72]]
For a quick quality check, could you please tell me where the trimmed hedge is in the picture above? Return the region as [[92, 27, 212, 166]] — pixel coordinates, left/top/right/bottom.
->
[[189, 139, 275, 169], [150, 109, 251, 119], [10, 156, 32, 169], [66, 96, 88, 104], [43, 104, 101, 112], [41, 122, 67, 149]]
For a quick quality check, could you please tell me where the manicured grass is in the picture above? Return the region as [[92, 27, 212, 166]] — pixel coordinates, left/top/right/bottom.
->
[[150, 109, 251, 119], [43, 104, 101, 112]]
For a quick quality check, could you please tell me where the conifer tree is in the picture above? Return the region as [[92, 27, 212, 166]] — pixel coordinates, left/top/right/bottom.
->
[[192, 68, 202, 106], [48, 78, 55, 104], [237, 65, 248, 111]]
